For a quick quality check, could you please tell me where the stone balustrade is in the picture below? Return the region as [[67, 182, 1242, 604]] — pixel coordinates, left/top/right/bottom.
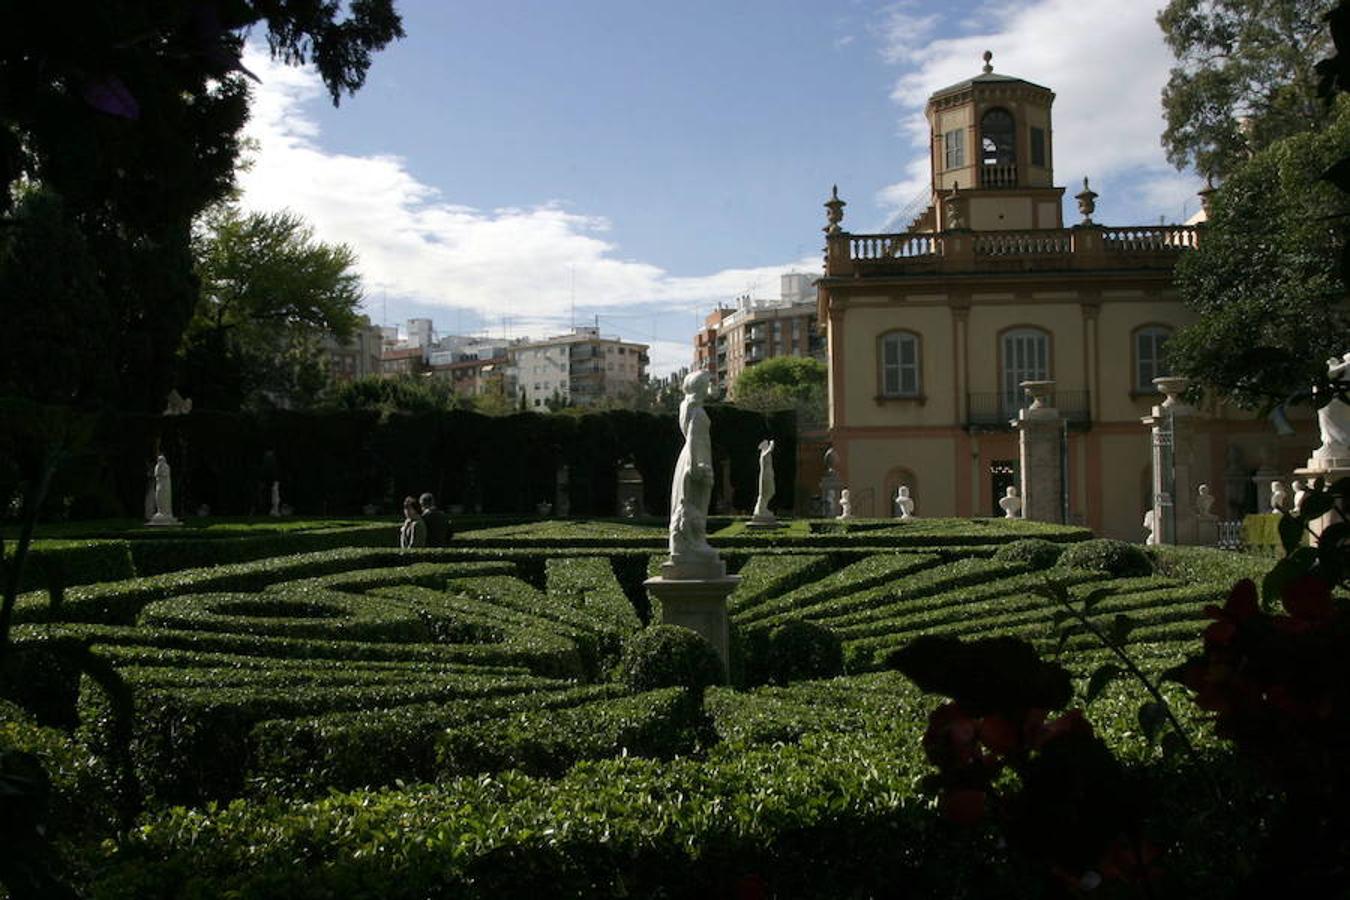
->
[[826, 224, 1198, 277]]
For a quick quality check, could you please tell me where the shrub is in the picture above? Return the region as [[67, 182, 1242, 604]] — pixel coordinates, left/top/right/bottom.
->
[[764, 620, 843, 684], [0, 700, 117, 841], [1057, 539, 1152, 578], [992, 538, 1064, 569], [618, 625, 723, 693]]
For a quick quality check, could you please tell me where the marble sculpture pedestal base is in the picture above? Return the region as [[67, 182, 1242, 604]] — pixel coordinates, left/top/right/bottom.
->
[[645, 567, 740, 679]]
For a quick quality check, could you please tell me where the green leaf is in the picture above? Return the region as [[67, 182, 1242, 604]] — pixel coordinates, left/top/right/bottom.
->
[[1085, 663, 1121, 704], [1278, 511, 1304, 556], [1138, 701, 1167, 745], [1299, 490, 1336, 523], [1108, 614, 1135, 646], [1261, 548, 1317, 609], [1050, 609, 1070, 629], [1081, 588, 1113, 615]]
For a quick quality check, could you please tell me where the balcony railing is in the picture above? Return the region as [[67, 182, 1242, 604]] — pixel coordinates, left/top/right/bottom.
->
[[965, 390, 1091, 429], [980, 163, 1017, 188], [828, 224, 1197, 278], [973, 230, 1072, 257]]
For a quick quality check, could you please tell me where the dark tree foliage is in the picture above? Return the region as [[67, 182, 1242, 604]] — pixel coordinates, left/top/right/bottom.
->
[[1167, 98, 1350, 407], [1159, 0, 1336, 179], [0, 1, 403, 411]]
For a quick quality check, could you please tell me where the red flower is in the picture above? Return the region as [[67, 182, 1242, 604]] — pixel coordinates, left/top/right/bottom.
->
[[979, 713, 1022, 755], [1202, 580, 1260, 647], [940, 788, 987, 826], [1280, 574, 1334, 623], [1099, 835, 1162, 883], [1033, 708, 1094, 748], [735, 873, 768, 900], [923, 702, 980, 767]]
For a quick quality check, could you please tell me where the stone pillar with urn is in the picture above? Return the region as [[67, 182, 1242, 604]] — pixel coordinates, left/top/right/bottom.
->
[[1013, 380, 1064, 523], [1142, 376, 1203, 545]]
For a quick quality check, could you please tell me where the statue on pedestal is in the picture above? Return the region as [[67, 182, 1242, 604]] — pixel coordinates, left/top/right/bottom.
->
[[837, 488, 852, 520], [147, 454, 180, 526], [751, 439, 776, 523], [999, 486, 1022, 519], [1312, 351, 1350, 467], [1293, 478, 1311, 514], [895, 485, 915, 519], [668, 370, 720, 575], [270, 482, 282, 517]]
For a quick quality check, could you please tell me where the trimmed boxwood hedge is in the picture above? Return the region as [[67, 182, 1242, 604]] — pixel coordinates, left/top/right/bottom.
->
[[618, 625, 724, 693], [137, 593, 431, 643], [434, 687, 705, 778], [1057, 538, 1153, 578]]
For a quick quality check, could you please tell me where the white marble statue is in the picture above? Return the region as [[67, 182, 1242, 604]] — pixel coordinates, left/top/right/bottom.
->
[[1292, 478, 1310, 514], [895, 485, 915, 519], [1143, 508, 1157, 546], [837, 488, 853, 520], [1313, 351, 1350, 466], [752, 439, 776, 521], [1195, 484, 1216, 520], [999, 486, 1022, 519], [1271, 481, 1291, 513], [270, 481, 282, 517], [668, 370, 720, 573], [147, 454, 179, 525]]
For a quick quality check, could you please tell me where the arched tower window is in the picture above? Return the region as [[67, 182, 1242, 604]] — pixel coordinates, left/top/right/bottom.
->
[[981, 108, 1016, 187]]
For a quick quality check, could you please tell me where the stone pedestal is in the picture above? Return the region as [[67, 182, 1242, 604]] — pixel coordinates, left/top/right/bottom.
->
[[1142, 377, 1203, 545], [644, 572, 740, 677], [145, 513, 181, 528], [1013, 381, 1063, 524], [746, 514, 780, 530]]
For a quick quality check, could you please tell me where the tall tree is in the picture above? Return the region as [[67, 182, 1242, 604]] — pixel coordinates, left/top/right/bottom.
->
[[181, 205, 363, 409], [0, 1, 402, 410], [1159, 0, 1336, 179], [1167, 97, 1350, 407], [730, 356, 827, 423]]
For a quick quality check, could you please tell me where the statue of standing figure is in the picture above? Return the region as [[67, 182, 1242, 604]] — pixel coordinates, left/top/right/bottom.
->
[[147, 454, 180, 526], [1195, 484, 1216, 520], [1271, 481, 1291, 513], [999, 486, 1022, 519], [1312, 351, 1350, 467], [751, 439, 776, 523], [837, 488, 853, 520], [667, 370, 721, 575], [895, 485, 915, 519]]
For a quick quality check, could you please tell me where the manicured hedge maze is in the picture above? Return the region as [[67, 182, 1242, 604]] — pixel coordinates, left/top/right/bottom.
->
[[0, 520, 1267, 897]]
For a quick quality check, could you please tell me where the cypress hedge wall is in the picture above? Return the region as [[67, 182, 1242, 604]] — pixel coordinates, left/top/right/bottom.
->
[[1, 403, 797, 520]]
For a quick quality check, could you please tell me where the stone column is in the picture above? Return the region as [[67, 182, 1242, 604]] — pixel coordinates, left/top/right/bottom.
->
[[1142, 376, 1200, 545], [1014, 380, 1063, 523]]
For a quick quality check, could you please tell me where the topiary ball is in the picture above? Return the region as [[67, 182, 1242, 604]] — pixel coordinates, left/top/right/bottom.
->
[[1057, 538, 1153, 578], [992, 538, 1065, 570], [618, 624, 724, 693], [765, 620, 844, 684]]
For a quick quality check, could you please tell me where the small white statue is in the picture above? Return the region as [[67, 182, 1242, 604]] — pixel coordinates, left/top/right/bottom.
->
[[1313, 351, 1350, 466], [1292, 478, 1310, 514], [895, 485, 915, 519], [147, 454, 179, 525], [837, 488, 853, 520], [1195, 484, 1216, 520], [1143, 508, 1157, 546], [270, 481, 282, 517], [1271, 481, 1291, 513], [752, 439, 776, 522], [998, 486, 1022, 519]]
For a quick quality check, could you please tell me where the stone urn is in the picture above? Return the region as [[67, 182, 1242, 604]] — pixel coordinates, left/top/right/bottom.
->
[[1153, 376, 1191, 408]]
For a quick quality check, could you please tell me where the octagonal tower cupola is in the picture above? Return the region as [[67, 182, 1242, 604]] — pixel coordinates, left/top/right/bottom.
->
[[924, 51, 1065, 232]]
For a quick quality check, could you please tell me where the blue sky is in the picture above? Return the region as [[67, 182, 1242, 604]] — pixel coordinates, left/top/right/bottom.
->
[[238, 0, 1203, 375]]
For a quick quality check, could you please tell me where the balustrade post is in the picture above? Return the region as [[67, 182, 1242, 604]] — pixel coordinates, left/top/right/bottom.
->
[[825, 231, 852, 276], [1070, 224, 1104, 269]]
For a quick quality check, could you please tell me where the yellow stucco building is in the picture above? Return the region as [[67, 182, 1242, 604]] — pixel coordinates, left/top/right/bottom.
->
[[816, 55, 1308, 539]]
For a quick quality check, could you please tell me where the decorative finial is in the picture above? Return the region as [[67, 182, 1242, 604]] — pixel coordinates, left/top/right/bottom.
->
[[1075, 176, 1098, 225], [824, 184, 846, 234], [982, 50, 993, 74]]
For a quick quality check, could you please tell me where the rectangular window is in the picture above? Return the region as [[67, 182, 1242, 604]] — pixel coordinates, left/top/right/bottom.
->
[[1031, 127, 1046, 167], [944, 129, 964, 169], [1136, 329, 1170, 391], [881, 334, 920, 397]]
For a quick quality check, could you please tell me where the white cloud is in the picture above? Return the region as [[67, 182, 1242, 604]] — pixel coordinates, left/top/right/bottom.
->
[[236, 48, 813, 376], [873, 0, 1203, 226]]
